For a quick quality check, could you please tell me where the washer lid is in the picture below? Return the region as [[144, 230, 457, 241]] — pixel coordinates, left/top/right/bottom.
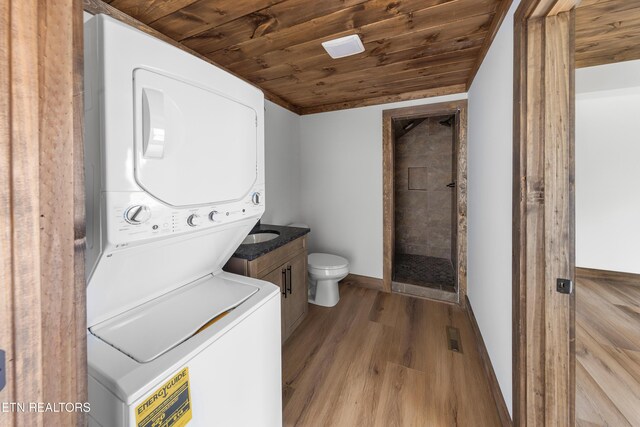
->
[[308, 253, 349, 270], [89, 274, 258, 363]]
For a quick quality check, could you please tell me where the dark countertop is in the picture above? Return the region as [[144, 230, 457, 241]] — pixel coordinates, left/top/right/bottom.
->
[[231, 223, 310, 261]]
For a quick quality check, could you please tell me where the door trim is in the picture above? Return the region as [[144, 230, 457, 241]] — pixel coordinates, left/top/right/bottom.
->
[[513, 0, 579, 424], [0, 0, 87, 425], [382, 100, 467, 305]]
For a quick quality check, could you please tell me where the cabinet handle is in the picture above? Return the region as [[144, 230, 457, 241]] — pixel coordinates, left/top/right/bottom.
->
[[287, 265, 292, 294], [282, 268, 287, 298]]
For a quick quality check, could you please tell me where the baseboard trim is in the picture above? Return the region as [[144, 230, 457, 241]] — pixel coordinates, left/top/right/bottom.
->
[[465, 296, 512, 426], [340, 274, 383, 291], [576, 267, 640, 287]]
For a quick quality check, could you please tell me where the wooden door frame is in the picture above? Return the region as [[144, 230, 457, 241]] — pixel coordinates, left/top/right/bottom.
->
[[513, 0, 579, 425], [382, 100, 468, 305], [0, 1, 86, 425]]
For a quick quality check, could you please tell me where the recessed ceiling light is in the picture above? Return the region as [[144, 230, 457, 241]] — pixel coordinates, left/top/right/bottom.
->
[[321, 34, 365, 59]]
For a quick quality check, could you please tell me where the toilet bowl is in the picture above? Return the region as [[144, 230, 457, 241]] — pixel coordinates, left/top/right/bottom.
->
[[307, 253, 349, 307], [288, 224, 349, 307]]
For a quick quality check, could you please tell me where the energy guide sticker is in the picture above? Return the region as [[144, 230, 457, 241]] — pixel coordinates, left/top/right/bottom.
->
[[135, 367, 192, 427]]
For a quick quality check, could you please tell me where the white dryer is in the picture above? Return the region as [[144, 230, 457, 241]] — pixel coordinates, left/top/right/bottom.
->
[[84, 14, 281, 427]]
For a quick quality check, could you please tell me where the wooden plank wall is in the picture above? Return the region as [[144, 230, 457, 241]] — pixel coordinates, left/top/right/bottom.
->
[[0, 1, 87, 426]]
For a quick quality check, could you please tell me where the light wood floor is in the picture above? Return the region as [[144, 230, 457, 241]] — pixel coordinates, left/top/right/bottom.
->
[[576, 276, 640, 426], [281, 285, 502, 426]]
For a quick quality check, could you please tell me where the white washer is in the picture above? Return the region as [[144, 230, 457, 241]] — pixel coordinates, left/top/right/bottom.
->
[[84, 15, 281, 427]]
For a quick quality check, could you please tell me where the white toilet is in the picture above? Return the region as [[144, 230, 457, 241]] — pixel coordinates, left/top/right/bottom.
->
[[289, 224, 349, 307]]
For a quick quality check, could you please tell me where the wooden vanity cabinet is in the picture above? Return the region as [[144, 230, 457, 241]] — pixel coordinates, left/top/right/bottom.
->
[[224, 236, 308, 343]]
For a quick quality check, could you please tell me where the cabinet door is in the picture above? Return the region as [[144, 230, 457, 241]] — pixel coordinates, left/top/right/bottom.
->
[[259, 265, 287, 343], [283, 252, 308, 337]]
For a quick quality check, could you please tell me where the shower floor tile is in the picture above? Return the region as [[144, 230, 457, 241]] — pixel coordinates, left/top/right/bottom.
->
[[393, 253, 455, 293]]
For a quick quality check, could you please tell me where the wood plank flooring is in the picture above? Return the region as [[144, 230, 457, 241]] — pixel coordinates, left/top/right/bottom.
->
[[282, 285, 503, 426], [576, 275, 640, 426]]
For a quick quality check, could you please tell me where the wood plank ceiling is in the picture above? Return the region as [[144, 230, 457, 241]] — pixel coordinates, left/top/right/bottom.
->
[[101, 0, 511, 114], [576, 0, 640, 69]]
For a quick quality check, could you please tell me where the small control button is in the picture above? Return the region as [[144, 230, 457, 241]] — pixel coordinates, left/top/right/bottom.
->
[[187, 214, 202, 227], [209, 210, 221, 222], [124, 205, 151, 225], [152, 225, 159, 230]]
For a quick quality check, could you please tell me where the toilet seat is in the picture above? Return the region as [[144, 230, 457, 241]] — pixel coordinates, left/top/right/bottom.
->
[[308, 253, 349, 270]]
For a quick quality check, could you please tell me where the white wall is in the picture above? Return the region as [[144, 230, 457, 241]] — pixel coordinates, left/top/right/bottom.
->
[[467, 0, 520, 416], [576, 60, 640, 274], [299, 94, 466, 277], [262, 100, 303, 225]]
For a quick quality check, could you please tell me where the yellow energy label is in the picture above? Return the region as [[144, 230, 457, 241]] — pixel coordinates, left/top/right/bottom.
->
[[135, 367, 192, 427]]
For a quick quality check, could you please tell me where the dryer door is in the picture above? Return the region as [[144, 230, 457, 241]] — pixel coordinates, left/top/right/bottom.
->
[[133, 68, 258, 207]]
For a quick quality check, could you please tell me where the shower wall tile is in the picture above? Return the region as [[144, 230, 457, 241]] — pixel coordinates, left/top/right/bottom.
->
[[427, 153, 453, 191], [408, 167, 428, 190], [426, 191, 452, 226], [426, 246, 451, 260], [394, 116, 454, 259]]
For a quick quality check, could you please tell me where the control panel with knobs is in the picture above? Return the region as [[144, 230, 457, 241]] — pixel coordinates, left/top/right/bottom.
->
[[124, 205, 151, 225], [107, 187, 265, 247], [187, 214, 203, 227], [251, 192, 261, 205]]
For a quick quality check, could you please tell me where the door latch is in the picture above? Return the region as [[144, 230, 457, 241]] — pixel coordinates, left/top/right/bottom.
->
[[556, 278, 573, 295]]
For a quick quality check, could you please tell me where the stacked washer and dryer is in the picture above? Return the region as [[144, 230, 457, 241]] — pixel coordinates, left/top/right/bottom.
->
[[84, 14, 281, 427]]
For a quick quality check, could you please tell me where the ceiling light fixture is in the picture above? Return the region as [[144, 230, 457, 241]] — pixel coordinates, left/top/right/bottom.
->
[[321, 34, 365, 59]]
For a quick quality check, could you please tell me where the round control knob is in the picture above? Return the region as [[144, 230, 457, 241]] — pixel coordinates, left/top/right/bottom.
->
[[209, 210, 221, 222], [187, 214, 203, 227], [124, 205, 151, 225], [252, 192, 261, 205]]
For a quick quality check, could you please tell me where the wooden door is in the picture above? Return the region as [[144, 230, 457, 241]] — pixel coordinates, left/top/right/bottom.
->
[[283, 253, 308, 338], [260, 266, 287, 343]]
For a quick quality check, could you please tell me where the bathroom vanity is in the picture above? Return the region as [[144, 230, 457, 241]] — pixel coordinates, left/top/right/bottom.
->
[[224, 225, 310, 343]]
